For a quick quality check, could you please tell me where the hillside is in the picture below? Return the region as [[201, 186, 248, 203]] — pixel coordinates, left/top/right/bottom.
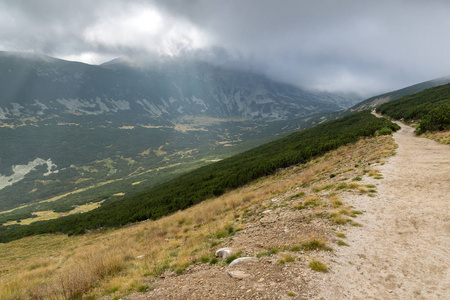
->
[[0, 111, 399, 242], [1, 110, 447, 299], [0, 124, 400, 300], [352, 76, 450, 110], [376, 83, 450, 134], [300, 75, 450, 132]]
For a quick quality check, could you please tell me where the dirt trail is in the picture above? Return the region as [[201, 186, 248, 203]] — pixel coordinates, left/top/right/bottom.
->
[[316, 121, 450, 299]]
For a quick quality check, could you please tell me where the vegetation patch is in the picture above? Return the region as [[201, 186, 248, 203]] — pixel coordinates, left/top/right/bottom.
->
[[337, 240, 349, 246], [309, 260, 329, 272], [301, 239, 332, 251], [422, 130, 450, 145], [278, 253, 295, 264], [256, 248, 279, 258], [377, 83, 450, 134]]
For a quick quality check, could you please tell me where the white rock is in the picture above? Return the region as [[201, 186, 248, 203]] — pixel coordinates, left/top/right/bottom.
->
[[215, 248, 234, 259], [228, 257, 259, 268]]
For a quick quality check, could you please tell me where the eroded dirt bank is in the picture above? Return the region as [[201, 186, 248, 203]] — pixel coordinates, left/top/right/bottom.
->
[[315, 122, 450, 299]]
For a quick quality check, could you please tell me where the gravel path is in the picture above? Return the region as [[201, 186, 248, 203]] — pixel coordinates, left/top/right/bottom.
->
[[315, 121, 450, 299]]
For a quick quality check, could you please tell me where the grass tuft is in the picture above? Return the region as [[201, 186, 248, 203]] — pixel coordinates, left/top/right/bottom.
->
[[137, 285, 149, 293], [309, 260, 328, 272], [301, 239, 332, 251], [256, 248, 279, 258], [337, 240, 349, 246]]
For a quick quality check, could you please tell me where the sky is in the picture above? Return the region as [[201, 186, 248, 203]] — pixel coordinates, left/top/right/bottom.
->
[[1, 0, 450, 97]]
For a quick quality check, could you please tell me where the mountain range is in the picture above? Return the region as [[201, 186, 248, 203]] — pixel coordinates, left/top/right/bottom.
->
[[0, 51, 358, 123]]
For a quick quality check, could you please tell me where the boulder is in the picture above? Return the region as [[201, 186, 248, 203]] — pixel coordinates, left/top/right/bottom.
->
[[215, 248, 234, 259], [228, 257, 259, 268]]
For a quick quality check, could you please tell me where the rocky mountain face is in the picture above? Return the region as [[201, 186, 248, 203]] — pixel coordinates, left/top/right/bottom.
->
[[0, 52, 357, 123]]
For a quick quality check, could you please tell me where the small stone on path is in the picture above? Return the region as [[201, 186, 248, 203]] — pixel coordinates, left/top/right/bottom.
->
[[227, 270, 250, 280]]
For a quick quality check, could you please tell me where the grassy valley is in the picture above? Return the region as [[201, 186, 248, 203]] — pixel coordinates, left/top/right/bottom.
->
[[0, 113, 329, 226], [0, 110, 399, 243]]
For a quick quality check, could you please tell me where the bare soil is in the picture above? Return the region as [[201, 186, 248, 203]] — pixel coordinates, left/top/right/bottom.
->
[[314, 122, 450, 299]]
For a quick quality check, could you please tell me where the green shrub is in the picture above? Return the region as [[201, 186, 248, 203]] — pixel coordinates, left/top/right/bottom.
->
[[378, 127, 393, 135], [209, 257, 218, 265], [200, 254, 210, 264], [416, 104, 450, 134], [377, 83, 450, 134]]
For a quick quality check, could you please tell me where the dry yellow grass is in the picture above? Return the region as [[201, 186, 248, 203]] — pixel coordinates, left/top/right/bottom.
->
[[0, 134, 397, 300], [3, 202, 104, 226], [421, 130, 450, 145]]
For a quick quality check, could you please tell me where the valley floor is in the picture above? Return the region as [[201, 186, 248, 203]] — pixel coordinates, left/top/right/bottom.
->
[[314, 121, 450, 299]]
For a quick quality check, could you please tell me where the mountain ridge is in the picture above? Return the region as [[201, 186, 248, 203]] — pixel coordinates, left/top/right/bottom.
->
[[351, 76, 450, 111], [0, 51, 357, 122]]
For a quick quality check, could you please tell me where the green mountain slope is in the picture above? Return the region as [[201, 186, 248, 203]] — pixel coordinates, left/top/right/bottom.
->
[[376, 83, 450, 134], [0, 110, 399, 242], [298, 76, 450, 129], [352, 76, 450, 111]]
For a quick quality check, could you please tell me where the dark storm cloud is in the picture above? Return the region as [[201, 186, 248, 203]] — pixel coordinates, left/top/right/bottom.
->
[[154, 0, 450, 95], [1, 0, 450, 96]]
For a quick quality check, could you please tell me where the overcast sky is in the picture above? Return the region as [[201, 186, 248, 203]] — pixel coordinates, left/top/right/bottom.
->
[[1, 0, 449, 97]]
